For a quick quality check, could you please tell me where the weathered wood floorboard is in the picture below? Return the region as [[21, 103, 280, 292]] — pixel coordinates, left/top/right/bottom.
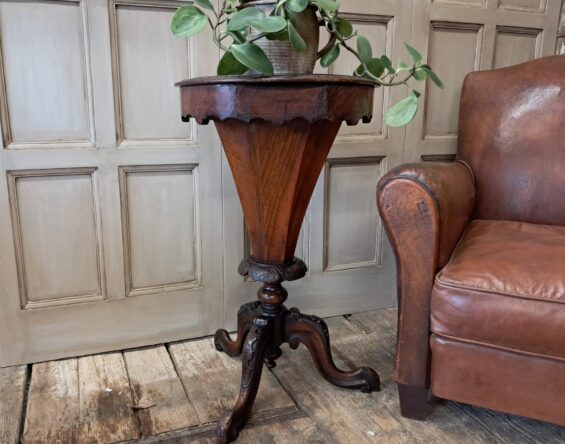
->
[[0, 365, 27, 444], [77, 353, 139, 443], [272, 313, 500, 443], [22, 353, 140, 444], [123, 346, 199, 437], [353, 309, 565, 444], [9, 308, 565, 443], [22, 358, 80, 443], [169, 338, 297, 426], [190, 416, 333, 444]]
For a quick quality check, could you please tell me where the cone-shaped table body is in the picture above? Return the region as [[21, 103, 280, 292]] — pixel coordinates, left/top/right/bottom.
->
[[178, 75, 375, 264]]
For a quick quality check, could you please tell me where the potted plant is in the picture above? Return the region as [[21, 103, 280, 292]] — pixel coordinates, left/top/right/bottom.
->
[[171, 0, 443, 127]]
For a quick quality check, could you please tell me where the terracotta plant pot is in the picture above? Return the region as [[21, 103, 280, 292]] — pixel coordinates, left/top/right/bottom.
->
[[241, 0, 320, 75]]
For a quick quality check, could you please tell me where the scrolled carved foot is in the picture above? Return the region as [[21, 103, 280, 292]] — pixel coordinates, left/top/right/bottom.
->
[[214, 301, 260, 357], [284, 308, 381, 393], [265, 346, 283, 369], [217, 317, 272, 443]]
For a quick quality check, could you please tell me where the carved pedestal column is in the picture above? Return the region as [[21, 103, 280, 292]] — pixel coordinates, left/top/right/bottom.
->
[[177, 75, 381, 443]]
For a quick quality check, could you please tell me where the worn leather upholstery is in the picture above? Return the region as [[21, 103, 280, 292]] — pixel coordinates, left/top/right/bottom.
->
[[376, 56, 565, 427], [459, 56, 565, 225], [432, 220, 565, 359], [378, 161, 475, 390], [430, 335, 565, 426]]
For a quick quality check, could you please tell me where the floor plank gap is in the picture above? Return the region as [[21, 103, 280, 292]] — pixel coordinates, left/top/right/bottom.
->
[[17, 364, 32, 444]]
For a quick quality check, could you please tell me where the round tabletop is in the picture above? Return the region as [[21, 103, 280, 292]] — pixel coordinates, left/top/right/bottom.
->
[[175, 74, 376, 88], [177, 74, 376, 126]]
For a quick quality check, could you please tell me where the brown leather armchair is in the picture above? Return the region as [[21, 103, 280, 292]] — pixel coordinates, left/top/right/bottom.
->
[[377, 55, 565, 426]]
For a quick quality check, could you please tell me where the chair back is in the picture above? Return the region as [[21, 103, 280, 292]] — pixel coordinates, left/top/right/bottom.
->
[[458, 56, 565, 226]]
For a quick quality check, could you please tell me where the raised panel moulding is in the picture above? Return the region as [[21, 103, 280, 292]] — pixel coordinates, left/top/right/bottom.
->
[[323, 156, 386, 272], [423, 22, 483, 140], [494, 27, 542, 69], [119, 164, 201, 297], [432, 0, 486, 8], [0, 0, 94, 148], [421, 154, 457, 162], [558, 1, 565, 54], [110, 1, 195, 146], [497, 0, 547, 13], [7, 168, 105, 309]]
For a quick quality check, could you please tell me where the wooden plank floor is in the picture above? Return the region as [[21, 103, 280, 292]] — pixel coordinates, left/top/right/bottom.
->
[[1, 308, 564, 444]]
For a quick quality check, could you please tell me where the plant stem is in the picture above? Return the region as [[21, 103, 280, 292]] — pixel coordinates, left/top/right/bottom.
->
[[211, 6, 231, 52], [319, 9, 417, 87], [247, 32, 269, 44]]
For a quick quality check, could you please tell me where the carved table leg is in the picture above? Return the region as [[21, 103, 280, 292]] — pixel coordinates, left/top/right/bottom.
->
[[284, 308, 381, 393], [215, 259, 381, 443], [214, 301, 260, 357], [217, 316, 275, 443]]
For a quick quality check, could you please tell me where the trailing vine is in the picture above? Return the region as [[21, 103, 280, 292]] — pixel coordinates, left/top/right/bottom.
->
[[171, 0, 444, 126]]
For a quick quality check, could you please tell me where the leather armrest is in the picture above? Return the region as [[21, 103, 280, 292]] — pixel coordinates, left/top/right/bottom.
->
[[376, 160, 476, 389]]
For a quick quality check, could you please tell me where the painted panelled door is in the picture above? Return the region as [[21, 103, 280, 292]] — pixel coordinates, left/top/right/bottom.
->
[[0, 0, 560, 365], [0, 0, 223, 366]]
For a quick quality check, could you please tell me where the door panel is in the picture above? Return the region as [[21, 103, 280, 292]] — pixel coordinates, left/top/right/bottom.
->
[[323, 159, 384, 271], [494, 28, 542, 68], [0, 0, 223, 366], [0, 0, 93, 147], [7, 169, 104, 309], [119, 165, 200, 296], [404, 0, 561, 162], [111, 3, 196, 144]]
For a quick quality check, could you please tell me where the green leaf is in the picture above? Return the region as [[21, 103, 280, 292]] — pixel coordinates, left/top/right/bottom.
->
[[354, 64, 363, 77], [357, 35, 372, 63], [396, 59, 410, 73], [267, 29, 290, 41], [171, 5, 208, 37], [321, 45, 340, 68], [380, 55, 394, 74], [224, 0, 238, 13], [231, 43, 274, 74], [413, 68, 427, 81], [312, 0, 340, 12], [227, 7, 265, 31], [365, 58, 384, 79], [335, 17, 353, 38], [404, 42, 422, 64], [248, 16, 287, 33], [420, 65, 444, 88], [227, 30, 246, 44], [195, 0, 215, 12], [287, 0, 309, 12], [288, 21, 307, 52], [353, 59, 383, 80], [217, 51, 249, 75], [427, 70, 444, 88], [384, 91, 420, 127]]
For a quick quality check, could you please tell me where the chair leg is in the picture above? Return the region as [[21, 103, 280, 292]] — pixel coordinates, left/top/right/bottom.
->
[[398, 384, 429, 420]]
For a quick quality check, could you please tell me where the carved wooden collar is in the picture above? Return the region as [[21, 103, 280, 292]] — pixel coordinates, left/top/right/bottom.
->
[[176, 74, 376, 126]]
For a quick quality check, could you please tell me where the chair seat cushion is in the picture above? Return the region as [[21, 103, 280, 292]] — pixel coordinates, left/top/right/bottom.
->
[[431, 220, 565, 360]]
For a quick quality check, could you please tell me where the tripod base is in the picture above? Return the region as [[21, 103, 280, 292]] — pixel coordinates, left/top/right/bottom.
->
[[214, 302, 381, 443]]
